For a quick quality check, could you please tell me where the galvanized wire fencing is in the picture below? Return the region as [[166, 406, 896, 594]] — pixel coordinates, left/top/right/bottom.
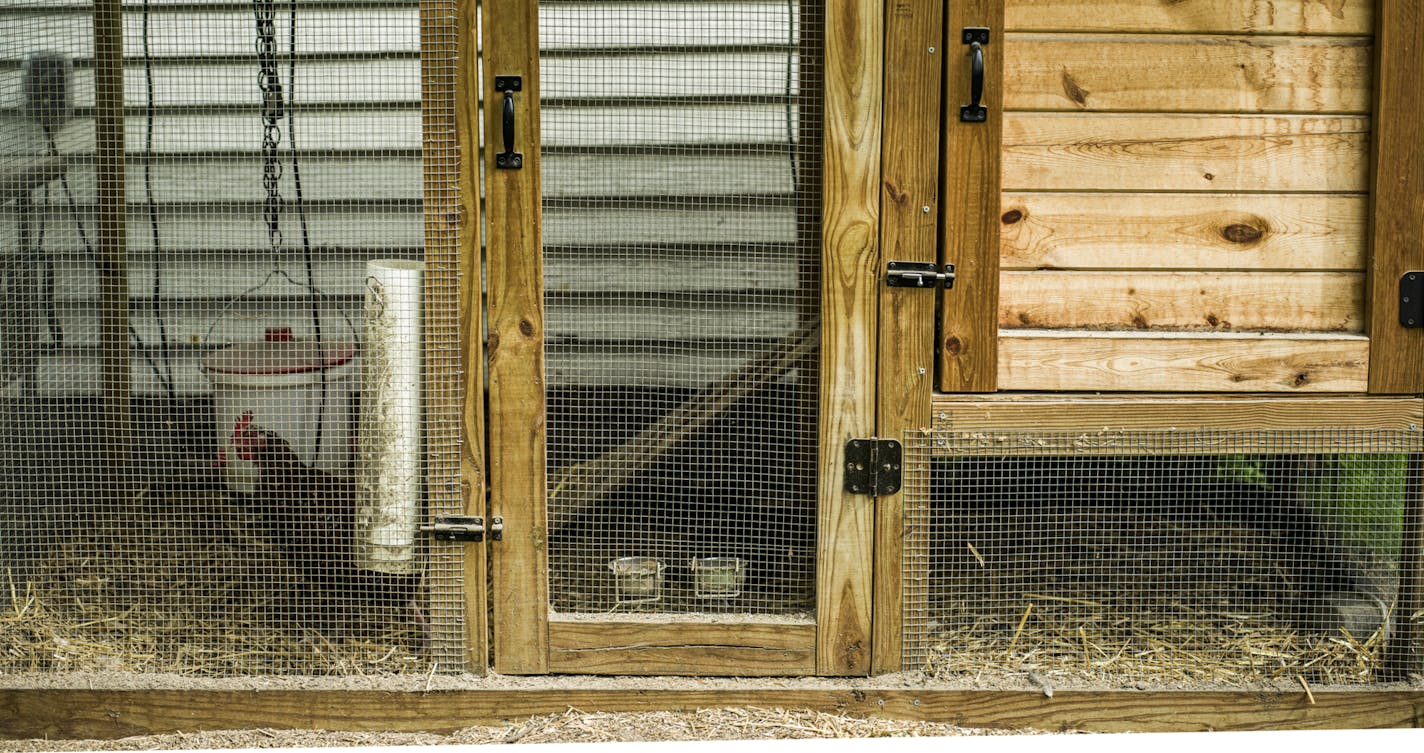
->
[[902, 429, 1424, 686], [0, 0, 465, 675]]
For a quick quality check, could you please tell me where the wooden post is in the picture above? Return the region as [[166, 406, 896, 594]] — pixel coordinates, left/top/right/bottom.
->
[[483, 0, 548, 674], [815, 0, 883, 676], [1366, 0, 1424, 394], [1384, 452, 1424, 679], [93, 0, 129, 486], [871, 0, 943, 674], [420, 0, 483, 673]]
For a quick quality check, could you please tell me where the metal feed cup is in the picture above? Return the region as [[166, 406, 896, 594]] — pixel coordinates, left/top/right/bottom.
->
[[690, 556, 746, 598], [609, 556, 665, 604]]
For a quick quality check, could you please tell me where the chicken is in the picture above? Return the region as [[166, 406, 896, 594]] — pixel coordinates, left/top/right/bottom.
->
[[219, 411, 427, 641]]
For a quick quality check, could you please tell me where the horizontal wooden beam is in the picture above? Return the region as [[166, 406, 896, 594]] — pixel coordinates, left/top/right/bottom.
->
[[930, 394, 1423, 433], [2, 686, 1421, 739], [549, 619, 816, 676], [998, 331, 1369, 392]]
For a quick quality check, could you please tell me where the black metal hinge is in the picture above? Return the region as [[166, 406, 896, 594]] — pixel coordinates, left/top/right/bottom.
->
[[422, 514, 501, 542], [886, 261, 955, 289], [1401, 271, 1422, 328], [844, 438, 903, 496]]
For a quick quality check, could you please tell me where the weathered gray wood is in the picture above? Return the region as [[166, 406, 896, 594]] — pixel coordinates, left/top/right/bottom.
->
[[13, 153, 787, 204], [1, 3, 793, 59]]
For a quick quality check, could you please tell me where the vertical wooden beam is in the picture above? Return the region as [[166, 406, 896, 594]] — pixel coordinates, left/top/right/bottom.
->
[[871, 0, 943, 674], [1384, 453, 1424, 679], [1367, 0, 1424, 394], [816, 0, 883, 676], [937, 0, 1003, 393], [93, 0, 129, 483], [420, 0, 485, 673], [452, 0, 489, 677], [483, 0, 548, 674]]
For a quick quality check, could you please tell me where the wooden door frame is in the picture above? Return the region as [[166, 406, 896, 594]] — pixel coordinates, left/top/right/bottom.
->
[[869, 0, 1424, 673], [482, 0, 883, 676]]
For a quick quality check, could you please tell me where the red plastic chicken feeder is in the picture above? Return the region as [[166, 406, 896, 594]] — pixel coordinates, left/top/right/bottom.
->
[[202, 327, 358, 493]]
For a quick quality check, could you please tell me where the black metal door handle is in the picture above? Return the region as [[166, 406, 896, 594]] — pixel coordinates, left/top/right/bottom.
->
[[495, 75, 523, 170], [960, 28, 990, 123]]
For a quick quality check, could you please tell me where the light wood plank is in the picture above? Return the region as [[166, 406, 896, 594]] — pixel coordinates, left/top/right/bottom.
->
[[421, 0, 475, 672], [455, 0, 489, 676], [816, 0, 882, 676], [1005, 35, 1370, 113], [998, 330, 1369, 392], [548, 620, 816, 676], [872, 0, 942, 675], [1001, 193, 1367, 271], [999, 271, 1365, 332], [1004, 0, 1373, 35], [483, 0, 547, 675], [930, 394, 1424, 432], [1002, 114, 1369, 192], [4, 687, 1423, 738], [938, 0, 1004, 393], [1366, 0, 1424, 394]]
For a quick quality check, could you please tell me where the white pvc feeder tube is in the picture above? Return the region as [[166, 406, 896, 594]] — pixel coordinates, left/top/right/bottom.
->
[[355, 259, 424, 574]]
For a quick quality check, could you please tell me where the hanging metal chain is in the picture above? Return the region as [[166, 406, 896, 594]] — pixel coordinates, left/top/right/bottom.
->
[[254, 0, 285, 251]]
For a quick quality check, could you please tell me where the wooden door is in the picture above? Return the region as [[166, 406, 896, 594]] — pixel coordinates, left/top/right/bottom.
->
[[482, 0, 882, 675], [935, 0, 1422, 396]]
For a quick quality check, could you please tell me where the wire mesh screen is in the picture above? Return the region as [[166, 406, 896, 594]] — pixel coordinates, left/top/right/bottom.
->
[[541, 1, 822, 615], [0, 0, 466, 674], [902, 429, 1424, 686]]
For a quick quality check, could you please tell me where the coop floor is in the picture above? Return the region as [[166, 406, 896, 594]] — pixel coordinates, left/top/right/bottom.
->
[[1, 484, 429, 676], [910, 512, 1399, 687]]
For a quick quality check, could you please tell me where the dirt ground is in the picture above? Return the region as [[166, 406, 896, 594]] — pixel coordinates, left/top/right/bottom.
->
[[0, 707, 1047, 751]]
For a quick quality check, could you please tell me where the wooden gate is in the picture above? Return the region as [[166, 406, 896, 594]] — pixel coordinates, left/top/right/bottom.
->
[[481, 0, 882, 675]]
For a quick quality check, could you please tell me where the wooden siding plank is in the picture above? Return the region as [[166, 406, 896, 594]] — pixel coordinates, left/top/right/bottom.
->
[[1004, 0, 1373, 35], [999, 271, 1366, 332], [998, 330, 1369, 392], [1002, 114, 1369, 193], [938, 0, 1004, 393], [1005, 35, 1371, 114], [548, 620, 816, 676], [483, 0, 547, 674], [930, 394, 1424, 432], [17, 153, 787, 204], [0, 206, 798, 254], [0, 10, 421, 59], [1366, 0, 1424, 393], [816, 0, 881, 676], [1000, 193, 1368, 271], [11, 344, 787, 397], [4, 687, 1423, 738], [872, 0, 942, 675], [0, 52, 798, 109]]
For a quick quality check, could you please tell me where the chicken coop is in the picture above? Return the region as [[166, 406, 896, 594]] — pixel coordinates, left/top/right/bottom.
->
[[2, 0, 1424, 730]]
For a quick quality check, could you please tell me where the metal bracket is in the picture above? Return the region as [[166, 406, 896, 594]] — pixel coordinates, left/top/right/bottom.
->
[[962, 27, 990, 45], [421, 515, 486, 542], [886, 261, 955, 289], [1401, 271, 1423, 328], [490, 515, 504, 542], [845, 438, 903, 496]]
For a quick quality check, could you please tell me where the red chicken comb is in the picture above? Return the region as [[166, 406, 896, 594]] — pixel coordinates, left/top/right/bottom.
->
[[232, 410, 255, 437]]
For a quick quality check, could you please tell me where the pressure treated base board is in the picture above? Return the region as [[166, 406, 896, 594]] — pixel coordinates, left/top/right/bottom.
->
[[2, 684, 1422, 738]]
